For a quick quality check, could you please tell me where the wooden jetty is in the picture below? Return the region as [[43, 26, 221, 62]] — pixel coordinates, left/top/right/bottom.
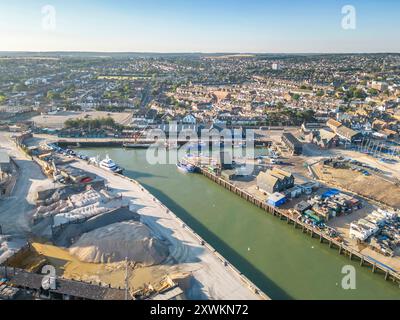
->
[[198, 166, 400, 287]]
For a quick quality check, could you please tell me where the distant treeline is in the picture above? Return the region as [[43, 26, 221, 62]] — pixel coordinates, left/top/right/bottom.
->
[[64, 117, 122, 130]]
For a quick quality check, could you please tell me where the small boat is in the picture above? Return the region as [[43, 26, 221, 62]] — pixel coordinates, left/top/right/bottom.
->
[[176, 161, 197, 173], [89, 156, 99, 165], [99, 155, 124, 174]]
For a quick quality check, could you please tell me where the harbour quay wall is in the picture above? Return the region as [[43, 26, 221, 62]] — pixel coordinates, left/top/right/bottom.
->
[[106, 169, 271, 300], [55, 138, 271, 148]]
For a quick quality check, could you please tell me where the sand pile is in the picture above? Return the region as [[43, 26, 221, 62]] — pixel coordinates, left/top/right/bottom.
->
[[69, 221, 169, 266]]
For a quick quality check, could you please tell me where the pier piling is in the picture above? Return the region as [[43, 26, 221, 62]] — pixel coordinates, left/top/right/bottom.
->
[[196, 166, 400, 287]]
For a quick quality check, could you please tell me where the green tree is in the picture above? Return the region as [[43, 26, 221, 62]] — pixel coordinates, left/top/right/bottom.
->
[[0, 93, 6, 104], [367, 88, 378, 96], [353, 89, 366, 99], [65, 117, 118, 130], [292, 93, 301, 101], [47, 91, 61, 101], [13, 83, 27, 93]]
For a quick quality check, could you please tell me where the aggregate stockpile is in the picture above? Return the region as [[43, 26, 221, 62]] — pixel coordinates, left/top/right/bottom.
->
[[69, 221, 169, 266], [33, 188, 126, 228], [31, 185, 171, 268]]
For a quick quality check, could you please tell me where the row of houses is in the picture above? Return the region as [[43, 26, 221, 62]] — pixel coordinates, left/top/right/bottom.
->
[[327, 118, 363, 143], [148, 123, 246, 140], [131, 109, 266, 129], [301, 118, 364, 149]]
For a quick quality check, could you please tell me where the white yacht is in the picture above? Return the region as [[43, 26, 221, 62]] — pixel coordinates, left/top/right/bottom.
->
[[99, 155, 123, 174]]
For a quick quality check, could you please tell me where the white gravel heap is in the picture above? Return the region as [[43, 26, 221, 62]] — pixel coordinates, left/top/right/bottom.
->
[[34, 189, 125, 227], [69, 221, 169, 266], [53, 201, 123, 227], [0, 236, 26, 265], [70, 189, 103, 207]]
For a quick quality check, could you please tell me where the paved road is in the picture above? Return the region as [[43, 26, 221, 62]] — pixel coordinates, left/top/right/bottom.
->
[[0, 132, 53, 236], [139, 83, 153, 110]]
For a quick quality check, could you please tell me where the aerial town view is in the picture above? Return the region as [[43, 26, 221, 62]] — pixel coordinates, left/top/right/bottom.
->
[[0, 0, 399, 311]]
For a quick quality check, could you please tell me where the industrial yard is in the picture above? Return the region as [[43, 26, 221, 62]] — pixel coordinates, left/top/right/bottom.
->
[[313, 159, 400, 209], [6, 242, 185, 297], [0, 132, 265, 300], [1, 129, 400, 299], [328, 208, 400, 272], [183, 137, 400, 279], [67, 158, 265, 300]]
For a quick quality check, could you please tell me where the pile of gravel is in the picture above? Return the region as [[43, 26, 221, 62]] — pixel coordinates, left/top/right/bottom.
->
[[69, 221, 169, 266]]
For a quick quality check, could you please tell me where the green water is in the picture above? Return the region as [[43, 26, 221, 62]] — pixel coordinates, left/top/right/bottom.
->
[[79, 148, 400, 300]]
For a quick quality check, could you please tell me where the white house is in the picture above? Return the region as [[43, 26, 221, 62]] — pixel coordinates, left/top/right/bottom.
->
[[182, 114, 197, 124], [362, 122, 372, 135]]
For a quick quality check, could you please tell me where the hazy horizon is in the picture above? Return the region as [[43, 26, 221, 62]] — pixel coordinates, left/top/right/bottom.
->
[[0, 51, 399, 55], [1, 0, 399, 53]]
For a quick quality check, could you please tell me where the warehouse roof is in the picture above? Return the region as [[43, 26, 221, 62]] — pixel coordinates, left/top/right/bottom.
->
[[327, 118, 343, 129], [282, 133, 303, 148], [1, 268, 129, 300], [336, 126, 360, 140]]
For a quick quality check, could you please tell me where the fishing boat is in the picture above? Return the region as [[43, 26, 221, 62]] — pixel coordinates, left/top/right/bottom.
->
[[99, 155, 124, 174], [176, 161, 197, 173], [123, 143, 152, 149]]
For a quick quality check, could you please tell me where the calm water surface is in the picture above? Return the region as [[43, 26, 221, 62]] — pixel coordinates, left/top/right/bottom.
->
[[78, 148, 400, 300]]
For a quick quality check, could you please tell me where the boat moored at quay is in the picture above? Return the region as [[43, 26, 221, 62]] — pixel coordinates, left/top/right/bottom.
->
[[99, 155, 124, 174]]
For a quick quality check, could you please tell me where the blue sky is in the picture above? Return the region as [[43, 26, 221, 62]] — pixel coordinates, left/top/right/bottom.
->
[[0, 0, 399, 52]]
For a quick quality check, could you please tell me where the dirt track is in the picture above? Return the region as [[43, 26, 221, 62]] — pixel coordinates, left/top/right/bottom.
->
[[315, 164, 400, 209]]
